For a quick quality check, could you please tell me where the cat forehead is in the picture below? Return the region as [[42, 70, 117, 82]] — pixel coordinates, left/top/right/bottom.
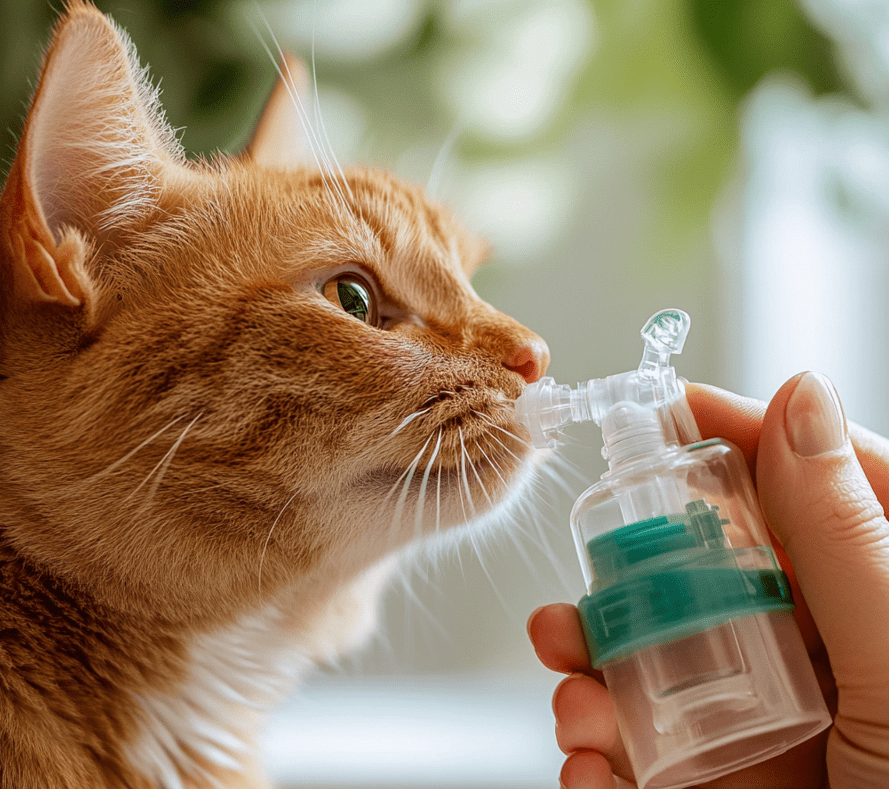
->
[[220, 165, 486, 304]]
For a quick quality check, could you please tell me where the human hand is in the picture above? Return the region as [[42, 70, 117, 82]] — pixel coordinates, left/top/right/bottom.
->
[[528, 372, 889, 788]]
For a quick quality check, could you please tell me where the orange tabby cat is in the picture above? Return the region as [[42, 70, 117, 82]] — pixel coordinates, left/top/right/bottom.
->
[[0, 2, 549, 787]]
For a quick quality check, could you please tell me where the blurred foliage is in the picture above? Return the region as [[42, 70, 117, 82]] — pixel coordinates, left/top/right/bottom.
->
[[0, 0, 848, 263], [570, 0, 847, 271], [0, 0, 275, 169], [689, 0, 845, 100]]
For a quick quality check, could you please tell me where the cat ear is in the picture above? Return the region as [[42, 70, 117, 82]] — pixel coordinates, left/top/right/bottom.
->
[[0, 0, 183, 308], [245, 54, 314, 170]]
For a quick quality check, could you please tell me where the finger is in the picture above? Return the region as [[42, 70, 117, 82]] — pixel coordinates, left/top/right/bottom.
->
[[756, 372, 889, 779], [528, 603, 600, 678], [686, 383, 823, 650], [560, 750, 623, 789], [687, 382, 889, 516], [685, 383, 766, 473], [553, 674, 631, 778], [846, 421, 889, 517]]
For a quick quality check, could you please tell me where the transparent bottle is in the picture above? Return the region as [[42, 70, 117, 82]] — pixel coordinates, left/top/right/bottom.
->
[[515, 310, 831, 789]]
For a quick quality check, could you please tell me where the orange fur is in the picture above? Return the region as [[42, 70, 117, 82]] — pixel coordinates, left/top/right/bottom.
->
[[0, 3, 549, 787]]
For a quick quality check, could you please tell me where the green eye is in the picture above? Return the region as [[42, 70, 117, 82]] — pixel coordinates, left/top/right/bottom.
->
[[337, 281, 370, 321], [322, 276, 377, 325]]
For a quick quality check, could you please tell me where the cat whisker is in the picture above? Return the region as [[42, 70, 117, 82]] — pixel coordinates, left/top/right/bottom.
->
[[88, 415, 187, 481], [308, 7, 354, 204], [470, 409, 533, 450], [528, 508, 578, 598], [388, 433, 434, 549], [512, 470, 579, 598], [435, 462, 443, 535], [378, 433, 432, 514], [481, 428, 526, 467], [391, 564, 451, 648], [249, 19, 323, 169], [249, 7, 349, 215], [457, 427, 476, 518], [257, 491, 300, 601], [467, 441, 494, 509], [414, 429, 442, 541], [277, 53, 349, 213], [477, 435, 510, 491], [125, 413, 202, 504], [511, 513, 565, 595], [549, 451, 590, 484], [540, 460, 582, 500], [390, 407, 431, 437], [453, 461, 470, 532], [464, 526, 514, 617], [427, 118, 464, 198]]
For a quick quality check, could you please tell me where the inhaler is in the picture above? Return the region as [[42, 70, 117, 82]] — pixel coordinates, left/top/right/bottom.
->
[[515, 309, 831, 789]]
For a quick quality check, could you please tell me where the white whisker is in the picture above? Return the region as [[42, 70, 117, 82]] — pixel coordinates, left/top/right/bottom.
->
[[390, 407, 431, 436], [467, 442, 494, 508], [414, 429, 443, 540], [471, 409, 532, 449], [379, 435, 430, 519], [457, 427, 476, 517], [435, 463, 442, 535], [464, 529, 514, 617], [394, 565, 452, 646], [550, 451, 590, 484], [478, 437, 510, 491], [427, 118, 463, 198], [484, 429, 526, 466], [88, 416, 186, 481], [258, 491, 300, 599], [540, 461, 581, 500], [310, 0, 354, 203], [389, 434, 434, 546], [248, 5, 348, 214], [126, 413, 202, 503]]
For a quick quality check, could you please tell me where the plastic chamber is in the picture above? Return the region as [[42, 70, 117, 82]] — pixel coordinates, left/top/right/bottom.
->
[[516, 309, 831, 789], [572, 437, 830, 788]]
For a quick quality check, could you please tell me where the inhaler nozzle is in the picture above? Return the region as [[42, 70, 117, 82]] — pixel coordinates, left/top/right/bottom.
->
[[515, 309, 694, 451], [513, 377, 596, 449]]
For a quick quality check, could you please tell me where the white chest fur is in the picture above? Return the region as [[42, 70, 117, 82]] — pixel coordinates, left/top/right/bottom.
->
[[125, 606, 307, 789], [124, 560, 396, 789]]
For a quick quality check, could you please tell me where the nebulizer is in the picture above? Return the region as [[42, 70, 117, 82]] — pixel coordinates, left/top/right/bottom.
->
[[515, 309, 831, 789]]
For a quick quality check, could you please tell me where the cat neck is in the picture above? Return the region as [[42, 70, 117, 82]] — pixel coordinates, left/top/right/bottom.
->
[[0, 538, 173, 787], [0, 537, 395, 789]]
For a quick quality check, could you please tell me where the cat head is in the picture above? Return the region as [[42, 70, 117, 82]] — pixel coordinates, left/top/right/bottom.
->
[[0, 1, 549, 622]]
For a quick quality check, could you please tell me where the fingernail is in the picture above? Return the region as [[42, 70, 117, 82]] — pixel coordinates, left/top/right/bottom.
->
[[785, 372, 846, 457]]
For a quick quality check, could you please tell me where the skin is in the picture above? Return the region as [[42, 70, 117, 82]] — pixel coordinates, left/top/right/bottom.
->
[[528, 378, 889, 789]]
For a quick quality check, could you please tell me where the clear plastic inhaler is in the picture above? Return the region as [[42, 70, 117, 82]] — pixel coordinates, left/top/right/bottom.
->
[[515, 309, 831, 789]]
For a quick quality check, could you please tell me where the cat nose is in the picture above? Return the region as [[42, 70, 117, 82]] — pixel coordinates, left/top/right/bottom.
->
[[502, 338, 550, 384]]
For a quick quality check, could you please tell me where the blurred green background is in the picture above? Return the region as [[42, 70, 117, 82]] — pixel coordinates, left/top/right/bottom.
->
[[4, 2, 886, 787], [0, 0, 845, 259]]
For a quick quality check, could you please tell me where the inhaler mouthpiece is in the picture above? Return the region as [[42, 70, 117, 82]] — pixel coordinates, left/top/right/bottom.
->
[[515, 308, 694, 454], [513, 378, 593, 449]]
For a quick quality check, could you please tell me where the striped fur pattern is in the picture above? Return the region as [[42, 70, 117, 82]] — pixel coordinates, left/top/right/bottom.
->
[[0, 3, 549, 787]]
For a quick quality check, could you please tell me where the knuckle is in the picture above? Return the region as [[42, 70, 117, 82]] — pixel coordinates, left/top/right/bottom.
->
[[813, 477, 888, 546]]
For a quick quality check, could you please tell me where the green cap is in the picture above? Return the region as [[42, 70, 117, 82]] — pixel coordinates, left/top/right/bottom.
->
[[578, 501, 794, 667]]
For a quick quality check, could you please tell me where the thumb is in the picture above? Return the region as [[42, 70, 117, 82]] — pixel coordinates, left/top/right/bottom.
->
[[757, 372, 889, 771]]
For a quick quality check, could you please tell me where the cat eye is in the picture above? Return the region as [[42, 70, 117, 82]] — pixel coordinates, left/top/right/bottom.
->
[[322, 275, 378, 325]]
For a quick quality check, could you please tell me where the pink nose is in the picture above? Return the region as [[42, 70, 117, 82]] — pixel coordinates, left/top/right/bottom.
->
[[503, 338, 550, 384]]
